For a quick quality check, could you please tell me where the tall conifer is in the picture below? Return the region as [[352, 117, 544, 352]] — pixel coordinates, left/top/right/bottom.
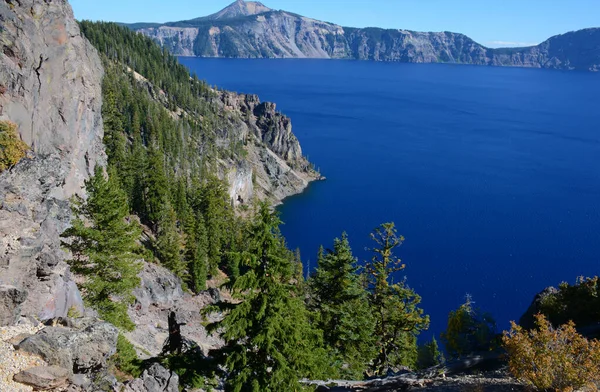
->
[[365, 223, 429, 373], [309, 233, 377, 378], [208, 203, 328, 391], [156, 202, 186, 279], [61, 166, 142, 331]]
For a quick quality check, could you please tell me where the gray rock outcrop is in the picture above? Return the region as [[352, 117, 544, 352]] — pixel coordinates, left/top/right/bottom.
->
[[133, 2, 600, 71], [127, 261, 224, 357], [0, 284, 27, 326], [518, 286, 559, 330], [0, 0, 105, 320], [17, 320, 118, 373], [125, 363, 179, 392], [214, 91, 320, 206], [13, 365, 70, 390]]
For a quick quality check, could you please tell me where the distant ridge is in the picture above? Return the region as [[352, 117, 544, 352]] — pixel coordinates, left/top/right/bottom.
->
[[127, 1, 600, 71]]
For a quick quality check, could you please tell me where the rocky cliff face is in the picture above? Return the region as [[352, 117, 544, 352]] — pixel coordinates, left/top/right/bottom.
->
[[134, 3, 600, 71], [215, 91, 318, 205], [0, 0, 105, 320]]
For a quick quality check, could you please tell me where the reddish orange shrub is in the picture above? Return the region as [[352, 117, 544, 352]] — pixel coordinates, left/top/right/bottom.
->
[[503, 314, 600, 392]]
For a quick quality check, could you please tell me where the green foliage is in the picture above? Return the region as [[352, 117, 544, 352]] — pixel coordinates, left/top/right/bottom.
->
[[538, 276, 600, 328], [0, 120, 28, 173], [61, 167, 143, 331], [364, 223, 429, 374], [67, 306, 82, 319], [197, 175, 233, 277], [161, 351, 219, 390], [79, 21, 214, 114], [416, 337, 444, 370], [309, 233, 377, 379], [187, 212, 209, 293], [441, 296, 498, 358], [503, 314, 600, 392], [156, 202, 186, 279], [113, 334, 143, 378], [145, 146, 170, 225], [207, 203, 330, 391]]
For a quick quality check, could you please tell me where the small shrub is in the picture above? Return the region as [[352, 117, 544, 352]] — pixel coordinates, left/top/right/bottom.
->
[[0, 120, 28, 173], [161, 351, 216, 389], [67, 306, 82, 319], [112, 334, 143, 379], [503, 313, 600, 392]]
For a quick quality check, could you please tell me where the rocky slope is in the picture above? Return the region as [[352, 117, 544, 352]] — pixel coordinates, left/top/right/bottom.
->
[[126, 60, 320, 207], [215, 90, 321, 205], [132, 1, 600, 71], [0, 0, 105, 322]]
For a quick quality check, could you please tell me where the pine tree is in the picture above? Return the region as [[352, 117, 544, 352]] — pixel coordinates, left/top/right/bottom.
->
[[102, 77, 127, 167], [417, 337, 444, 369], [188, 212, 209, 293], [309, 233, 377, 378], [128, 132, 148, 218], [199, 175, 231, 276], [156, 202, 186, 279], [365, 223, 429, 373], [208, 203, 329, 391], [61, 166, 142, 331], [441, 296, 498, 359], [145, 145, 169, 225]]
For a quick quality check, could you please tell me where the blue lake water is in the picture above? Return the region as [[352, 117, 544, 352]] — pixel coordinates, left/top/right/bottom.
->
[[180, 57, 600, 339]]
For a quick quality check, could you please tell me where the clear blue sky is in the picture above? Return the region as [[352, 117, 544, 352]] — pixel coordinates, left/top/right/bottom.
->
[[69, 0, 600, 48]]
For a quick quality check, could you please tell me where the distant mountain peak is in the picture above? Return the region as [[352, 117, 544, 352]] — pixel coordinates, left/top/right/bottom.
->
[[206, 0, 272, 20]]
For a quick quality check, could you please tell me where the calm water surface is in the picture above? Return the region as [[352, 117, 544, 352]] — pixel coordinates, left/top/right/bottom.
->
[[180, 57, 600, 338]]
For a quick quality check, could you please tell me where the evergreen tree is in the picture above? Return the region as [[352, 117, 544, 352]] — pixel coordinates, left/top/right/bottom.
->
[[309, 233, 377, 378], [199, 175, 231, 276], [102, 77, 127, 167], [188, 212, 209, 293], [61, 166, 142, 331], [365, 223, 429, 373], [146, 145, 169, 225], [156, 202, 186, 279], [416, 337, 444, 369], [208, 203, 329, 391], [128, 132, 148, 217], [441, 296, 498, 359]]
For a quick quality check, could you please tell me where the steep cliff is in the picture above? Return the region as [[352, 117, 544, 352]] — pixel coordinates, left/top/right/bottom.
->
[[0, 0, 105, 320], [132, 1, 600, 71], [215, 91, 319, 204]]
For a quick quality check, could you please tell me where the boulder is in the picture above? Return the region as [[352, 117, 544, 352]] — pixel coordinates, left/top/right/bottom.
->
[[17, 320, 118, 373], [0, 285, 27, 326], [519, 286, 559, 329], [125, 363, 179, 392], [133, 263, 184, 314], [8, 332, 33, 348], [13, 366, 70, 390]]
